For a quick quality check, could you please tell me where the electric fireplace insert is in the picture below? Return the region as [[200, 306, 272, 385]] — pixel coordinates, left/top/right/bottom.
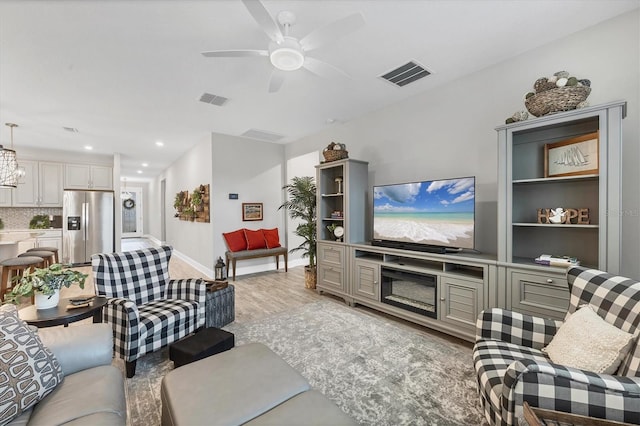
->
[[380, 267, 437, 318]]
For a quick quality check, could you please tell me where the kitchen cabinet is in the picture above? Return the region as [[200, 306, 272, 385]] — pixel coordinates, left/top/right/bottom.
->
[[0, 189, 11, 207], [13, 161, 63, 207], [64, 164, 113, 190], [36, 229, 63, 253]]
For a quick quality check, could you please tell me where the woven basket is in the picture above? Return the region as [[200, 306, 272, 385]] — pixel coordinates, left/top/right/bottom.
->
[[323, 149, 348, 162], [525, 86, 591, 117]]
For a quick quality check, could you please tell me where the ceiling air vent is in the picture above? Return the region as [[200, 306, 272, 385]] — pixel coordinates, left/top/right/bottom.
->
[[379, 61, 431, 87], [63, 127, 79, 132], [199, 93, 229, 106], [241, 129, 285, 143]]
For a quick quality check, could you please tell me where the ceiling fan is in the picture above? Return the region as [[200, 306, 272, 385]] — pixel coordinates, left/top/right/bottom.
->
[[202, 0, 365, 93]]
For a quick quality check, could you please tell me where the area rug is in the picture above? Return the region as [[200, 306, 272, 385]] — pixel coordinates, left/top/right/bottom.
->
[[122, 299, 486, 426]]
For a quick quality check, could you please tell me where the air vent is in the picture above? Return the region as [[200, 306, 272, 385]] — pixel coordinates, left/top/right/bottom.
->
[[199, 93, 229, 106], [241, 129, 285, 142], [379, 61, 431, 87], [63, 127, 79, 132]]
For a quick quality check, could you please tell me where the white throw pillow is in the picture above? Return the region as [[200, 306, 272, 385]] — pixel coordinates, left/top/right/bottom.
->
[[542, 304, 637, 374]]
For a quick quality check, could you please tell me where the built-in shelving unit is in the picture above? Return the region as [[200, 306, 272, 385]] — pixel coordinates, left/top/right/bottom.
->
[[496, 101, 626, 319]]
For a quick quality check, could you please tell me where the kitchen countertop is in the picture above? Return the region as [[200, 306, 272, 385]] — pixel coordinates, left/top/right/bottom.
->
[[0, 231, 46, 245]]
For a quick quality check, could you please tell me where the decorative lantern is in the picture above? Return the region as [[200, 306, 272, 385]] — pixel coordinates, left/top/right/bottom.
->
[[215, 256, 226, 281]]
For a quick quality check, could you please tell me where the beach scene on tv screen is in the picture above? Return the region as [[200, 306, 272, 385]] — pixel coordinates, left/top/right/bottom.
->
[[373, 177, 475, 249]]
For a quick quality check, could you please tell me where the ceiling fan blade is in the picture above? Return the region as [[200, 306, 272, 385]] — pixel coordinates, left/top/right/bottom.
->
[[241, 0, 284, 43], [268, 69, 286, 93], [300, 13, 365, 52], [303, 56, 350, 80], [201, 49, 268, 58]]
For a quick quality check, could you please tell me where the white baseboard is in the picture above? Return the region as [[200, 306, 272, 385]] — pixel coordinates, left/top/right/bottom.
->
[[143, 234, 214, 278]]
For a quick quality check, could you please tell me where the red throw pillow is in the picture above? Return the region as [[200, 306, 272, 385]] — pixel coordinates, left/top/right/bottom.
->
[[245, 229, 267, 250], [223, 229, 247, 252], [262, 228, 281, 249]]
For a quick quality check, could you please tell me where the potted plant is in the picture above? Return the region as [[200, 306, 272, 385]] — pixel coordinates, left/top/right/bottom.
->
[[3, 263, 88, 309], [174, 192, 186, 217], [279, 176, 317, 289]]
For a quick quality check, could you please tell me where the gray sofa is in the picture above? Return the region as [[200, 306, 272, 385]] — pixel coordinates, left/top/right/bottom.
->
[[161, 342, 355, 426], [9, 323, 126, 425]]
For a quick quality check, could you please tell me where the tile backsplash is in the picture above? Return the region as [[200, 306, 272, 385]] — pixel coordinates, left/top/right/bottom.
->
[[0, 208, 63, 230]]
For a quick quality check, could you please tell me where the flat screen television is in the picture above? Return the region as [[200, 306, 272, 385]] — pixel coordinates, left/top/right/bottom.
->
[[372, 176, 475, 253]]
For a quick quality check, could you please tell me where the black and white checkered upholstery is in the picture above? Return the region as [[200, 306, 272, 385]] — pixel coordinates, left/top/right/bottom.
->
[[92, 245, 206, 365], [473, 266, 640, 425]]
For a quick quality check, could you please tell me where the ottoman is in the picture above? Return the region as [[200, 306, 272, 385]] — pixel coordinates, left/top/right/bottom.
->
[[161, 343, 356, 426], [169, 328, 234, 368]]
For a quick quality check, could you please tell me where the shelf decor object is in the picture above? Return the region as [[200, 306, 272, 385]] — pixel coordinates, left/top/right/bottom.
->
[[524, 70, 591, 117], [242, 203, 263, 221], [544, 132, 599, 177]]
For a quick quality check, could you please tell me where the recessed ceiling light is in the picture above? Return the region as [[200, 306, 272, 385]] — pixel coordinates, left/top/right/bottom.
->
[[141, 163, 149, 167], [84, 145, 93, 150], [136, 170, 143, 174], [155, 141, 164, 147]]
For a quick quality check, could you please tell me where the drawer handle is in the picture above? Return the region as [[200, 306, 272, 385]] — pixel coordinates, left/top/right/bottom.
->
[[547, 279, 553, 283]]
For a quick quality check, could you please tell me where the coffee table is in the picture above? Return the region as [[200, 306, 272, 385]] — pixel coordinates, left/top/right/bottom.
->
[[19, 296, 108, 328]]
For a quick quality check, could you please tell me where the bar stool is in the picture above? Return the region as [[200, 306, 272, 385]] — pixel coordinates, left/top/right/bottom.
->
[[0, 256, 43, 301], [26, 246, 59, 264], [19, 250, 55, 268]]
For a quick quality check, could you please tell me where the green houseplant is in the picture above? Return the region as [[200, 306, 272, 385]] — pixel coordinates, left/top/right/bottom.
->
[[3, 263, 88, 308], [279, 176, 317, 289], [191, 187, 203, 211]]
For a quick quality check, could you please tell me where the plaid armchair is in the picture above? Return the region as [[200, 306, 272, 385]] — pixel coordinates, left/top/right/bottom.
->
[[473, 266, 640, 425], [92, 245, 206, 377]]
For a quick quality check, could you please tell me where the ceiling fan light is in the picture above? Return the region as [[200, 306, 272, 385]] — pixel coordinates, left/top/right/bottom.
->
[[270, 47, 304, 71]]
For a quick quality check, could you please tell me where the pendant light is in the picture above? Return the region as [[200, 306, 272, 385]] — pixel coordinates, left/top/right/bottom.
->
[[0, 123, 19, 188]]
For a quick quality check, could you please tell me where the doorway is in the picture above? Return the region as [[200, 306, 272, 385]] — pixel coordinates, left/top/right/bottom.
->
[[121, 186, 144, 238]]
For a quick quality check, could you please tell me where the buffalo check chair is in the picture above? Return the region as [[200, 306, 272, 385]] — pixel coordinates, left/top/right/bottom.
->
[[473, 266, 640, 426], [92, 245, 206, 378]]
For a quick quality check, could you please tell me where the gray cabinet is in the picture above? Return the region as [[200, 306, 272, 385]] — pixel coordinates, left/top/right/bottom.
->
[[496, 101, 625, 312], [439, 275, 484, 333], [315, 159, 368, 302], [317, 242, 347, 295], [506, 268, 569, 320], [353, 259, 380, 301], [497, 101, 625, 273]]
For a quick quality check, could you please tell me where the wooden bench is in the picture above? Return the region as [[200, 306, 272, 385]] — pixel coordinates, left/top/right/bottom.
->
[[225, 246, 288, 281]]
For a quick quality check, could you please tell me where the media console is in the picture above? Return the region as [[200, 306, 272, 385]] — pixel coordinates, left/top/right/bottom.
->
[[316, 241, 498, 342]]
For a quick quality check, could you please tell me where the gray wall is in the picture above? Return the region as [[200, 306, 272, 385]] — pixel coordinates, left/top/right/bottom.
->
[[285, 9, 640, 278]]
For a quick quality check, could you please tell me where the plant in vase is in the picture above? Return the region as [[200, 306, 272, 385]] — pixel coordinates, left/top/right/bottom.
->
[[3, 263, 88, 309], [278, 176, 317, 289]]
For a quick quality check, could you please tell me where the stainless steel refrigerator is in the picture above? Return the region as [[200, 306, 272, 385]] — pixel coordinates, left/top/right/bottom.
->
[[63, 190, 114, 265]]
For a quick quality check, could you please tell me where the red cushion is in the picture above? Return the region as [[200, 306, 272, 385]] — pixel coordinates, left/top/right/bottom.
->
[[223, 229, 247, 252], [262, 228, 281, 249], [245, 229, 267, 250]]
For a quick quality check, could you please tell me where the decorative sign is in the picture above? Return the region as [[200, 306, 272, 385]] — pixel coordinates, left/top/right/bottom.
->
[[544, 132, 599, 178], [537, 208, 590, 224]]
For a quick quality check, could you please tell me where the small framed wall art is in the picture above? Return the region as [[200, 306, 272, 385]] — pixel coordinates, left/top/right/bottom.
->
[[544, 131, 599, 178], [242, 203, 263, 221]]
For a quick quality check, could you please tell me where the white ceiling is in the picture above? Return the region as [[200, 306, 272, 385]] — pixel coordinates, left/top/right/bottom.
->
[[1, 0, 638, 179]]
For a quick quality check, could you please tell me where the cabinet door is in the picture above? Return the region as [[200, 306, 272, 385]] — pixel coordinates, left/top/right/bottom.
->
[[90, 166, 113, 190], [64, 164, 91, 189], [317, 243, 346, 292], [440, 276, 483, 332], [39, 162, 63, 207], [12, 160, 38, 206], [0, 188, 11, 206], [507, 269, 569, 320], [37, 236, 62, 252], [353, 259, 380, 301]]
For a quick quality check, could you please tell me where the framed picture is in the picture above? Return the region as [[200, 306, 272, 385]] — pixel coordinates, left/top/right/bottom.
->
[[242, 203, 263, 221], [544, 131, 599, 178]]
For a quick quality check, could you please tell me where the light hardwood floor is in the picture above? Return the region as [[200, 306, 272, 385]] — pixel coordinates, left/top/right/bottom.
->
[[61, 238, 323, 324]]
